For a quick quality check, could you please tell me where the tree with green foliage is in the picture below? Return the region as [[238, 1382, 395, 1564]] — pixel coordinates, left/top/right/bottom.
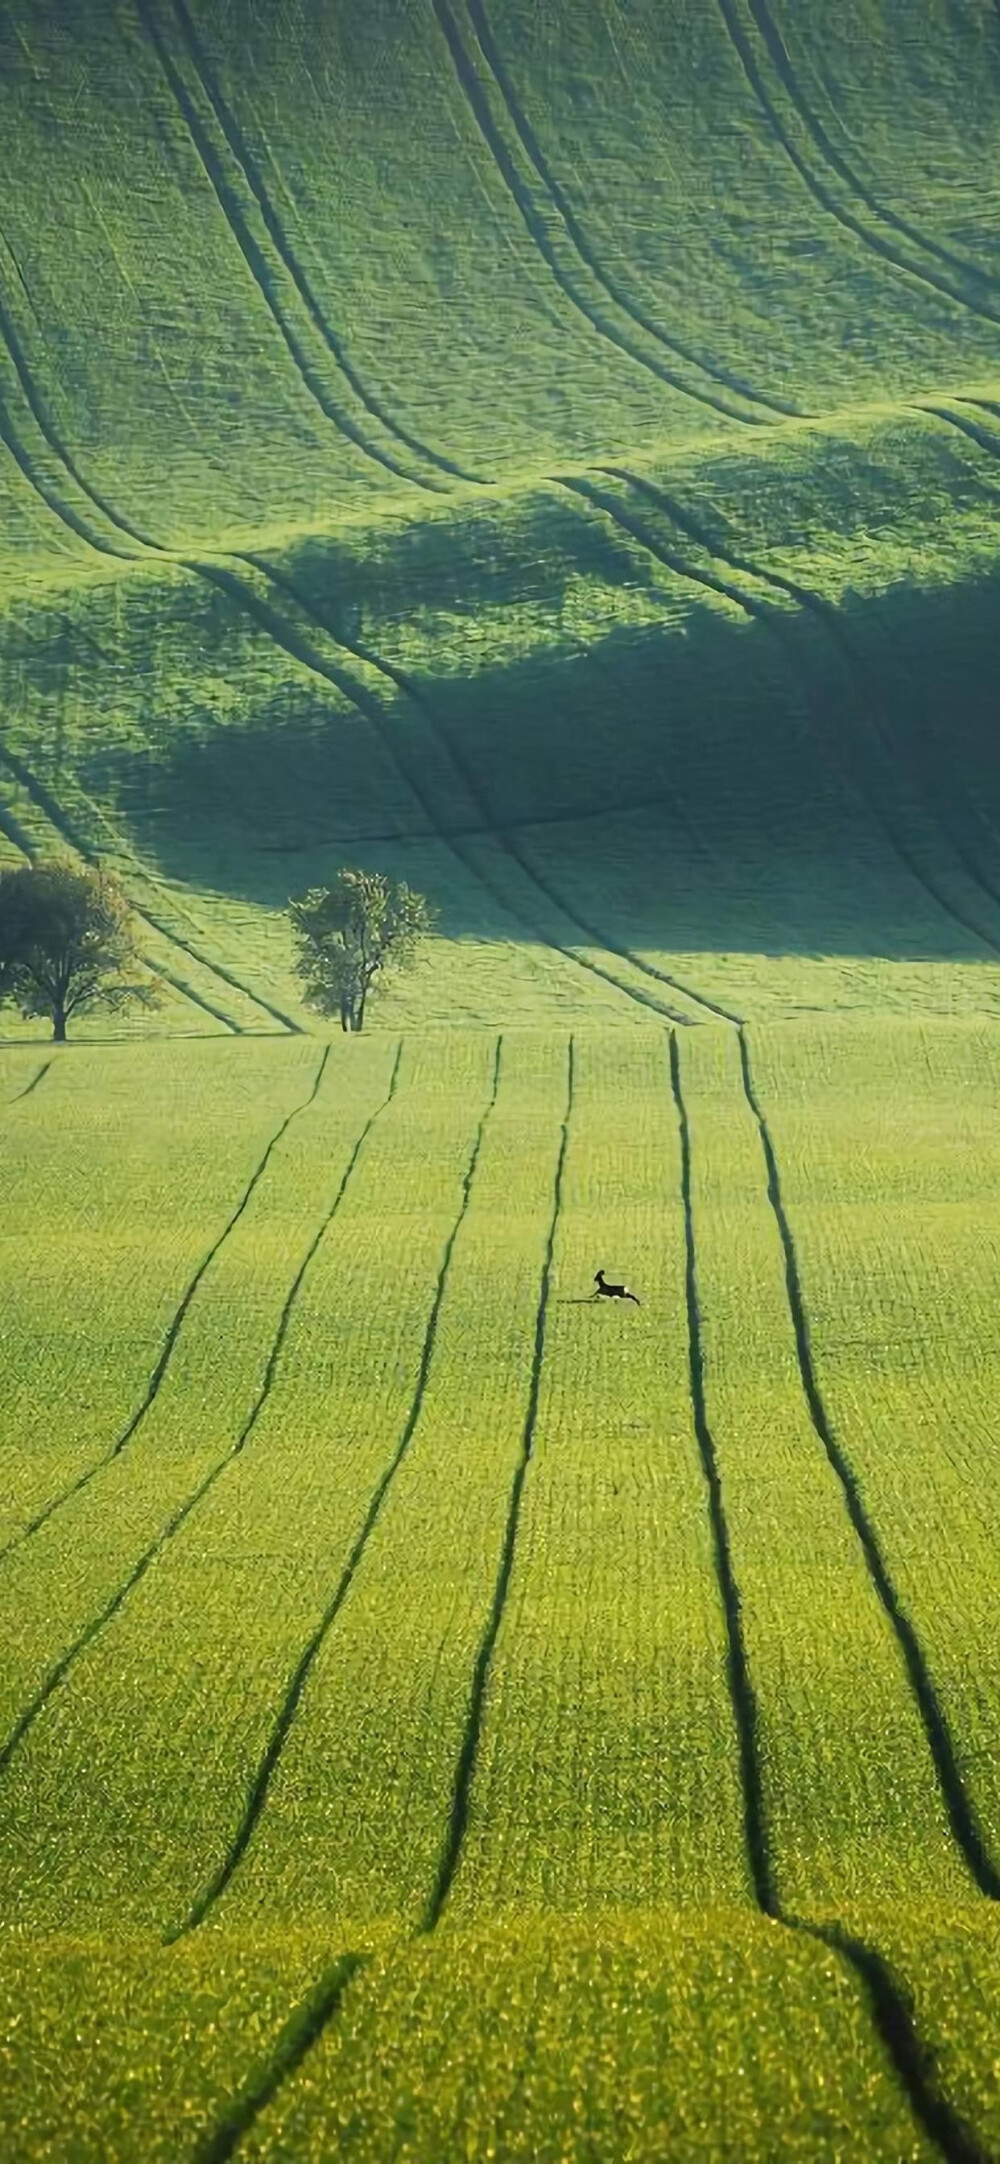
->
[[289, 868, 436, 1032], [0, 860, 156, 1041]]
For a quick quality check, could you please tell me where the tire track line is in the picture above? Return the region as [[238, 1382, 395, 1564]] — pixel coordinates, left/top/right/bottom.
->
[[669, 1031, 988, 2164], [609, 462, 1000, 949], [715, 0, 1000, 331], [5, 1056, 54, 1104], [0, 393, 296, 1034], [0, 1041, 402, 1778], [168, 1034, 504, 1940], [430, 0, 767, 428], [747, 0, 1000, 300], [561, 468, 1000, 966], [461, 0, 804, 420], [197, 1036, 983, 2164], [165, 0, 489, 489], [193, 1034, 571, 2155], [737, 1023, 1000, 1902], [0, 730, 244, 1033], [220, 552, 697, 1024], [0, 1043, 331, 1568], [133, 0, 448, 496], [422, 1032, 571, 1927]]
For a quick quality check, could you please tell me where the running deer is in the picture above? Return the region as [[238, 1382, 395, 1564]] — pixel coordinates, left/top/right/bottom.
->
[[593, 1269, 641, 1306]]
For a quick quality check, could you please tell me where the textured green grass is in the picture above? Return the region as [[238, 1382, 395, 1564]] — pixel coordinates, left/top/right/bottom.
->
[[1, 1029, 999, 2158], [3, 1, 1000, 2154]]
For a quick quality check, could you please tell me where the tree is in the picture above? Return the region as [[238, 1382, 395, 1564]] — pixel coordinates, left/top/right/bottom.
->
[[289, 868, 436, 1031], [0, 860, 157, 1041]]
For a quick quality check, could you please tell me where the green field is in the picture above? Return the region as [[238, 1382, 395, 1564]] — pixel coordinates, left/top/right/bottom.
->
[[2, 0, 1000, 2156]]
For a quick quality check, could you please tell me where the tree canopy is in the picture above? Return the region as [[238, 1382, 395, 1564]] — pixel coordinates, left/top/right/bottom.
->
[[0, 860, 155, 1040], [289, 868, 436, 1031]]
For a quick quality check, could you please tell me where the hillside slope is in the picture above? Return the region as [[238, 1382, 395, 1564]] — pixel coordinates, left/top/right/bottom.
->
[[1, 0, 999, 1033]]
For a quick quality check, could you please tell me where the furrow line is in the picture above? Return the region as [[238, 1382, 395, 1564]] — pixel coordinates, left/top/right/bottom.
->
[[715, 0, 1000, 330], [6, 1057, 54, 1103], [169, 1035, 503, 1939], [737, 1023, 1000, 1901], [610, 462, 1000, 943], [423, 1032, 572, 1928], [462, 0, 803, 419], [568, 468, 1000, 964], [226, 553, 695, 1022], [0, 382, 129, 559], [0, 732, 242, 1031], [670, 1031, 988, 2164], [669, 1028, 775, 1911], [430, 0, 765, 427], [165, 0, 486, 487], [748, 0, 1000, 298], [0, 280, 158, 551], [134, 0, 445, 494], [0, 1044, 331, 1568], [193, 1955, 369, 2164], [0, 1042, 402, 1778]]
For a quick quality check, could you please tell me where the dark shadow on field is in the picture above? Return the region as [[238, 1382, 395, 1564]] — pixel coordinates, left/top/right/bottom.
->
[[13, 527, 1000, 966]]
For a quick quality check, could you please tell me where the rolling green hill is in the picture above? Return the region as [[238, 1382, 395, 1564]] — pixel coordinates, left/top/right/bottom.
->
[[2, 4, 1000, 2159], [3, 0, 1000, 1034]]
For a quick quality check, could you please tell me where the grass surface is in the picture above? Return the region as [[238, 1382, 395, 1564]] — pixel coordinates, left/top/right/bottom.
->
[[2, 0, 1000, 2154], [1, 1029, 999, 2158]]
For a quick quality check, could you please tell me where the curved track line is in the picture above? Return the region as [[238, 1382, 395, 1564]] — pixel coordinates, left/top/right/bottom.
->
[[0, 1045, 330, 1569], [562, 469, 1000, 966], [200, 1039, 987, 2164], [6, 1056, 54, 1103], [424, 1032, 571, 1927], [715, 0, 1000, 332], [193, 1954, 368, 2164], [669, 1033, 988, 2164], [462, 0, 804, 420], [0, 1043, 402, 1780], [748, 0, 1000, 298], [223, 553, 697, 1023], [134, 0, 447, 495], [430, 0, 768, 428], [165, 0, 489, 488], [0, 731, 242, 1032], [0, 400, 298, 1031], [609, 463, 1000, 948], [738, 1024, 1000, 1902], [169, 1035, 504, 1939]]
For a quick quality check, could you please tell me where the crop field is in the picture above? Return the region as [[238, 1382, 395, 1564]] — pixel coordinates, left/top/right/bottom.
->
[[0, 1025, 998, 2159], [2, 0, 1000, 2155]]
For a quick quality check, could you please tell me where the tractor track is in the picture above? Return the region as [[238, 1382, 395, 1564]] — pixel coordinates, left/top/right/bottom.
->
[[560, 467, 1000, 967], [241, 558, 709, 1030], [0, 1043, 402, 1778], [0, 1044, 330, 1568], [431, 0, 770, 430], [5, 1056, 54, 1104], [747, 0, 1000, 299], [169, 1035, 504, 1939], [461, 0, 803, 421], [197, 1036, 988, 2164], [608, 462, 1000, 950], [737, 1024, 1000, 1903], [422, 1033, 571, 1927], [0, 729, 244, 1034], [163, 0, 487, 489], [669, 1030, 988, 2164], [715, 0, 1000, 334], [192, 1034, 573, 2158], [133, 0, 448, 496]]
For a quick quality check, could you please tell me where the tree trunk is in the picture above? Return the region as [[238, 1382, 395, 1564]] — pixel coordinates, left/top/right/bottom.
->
[[355, 990, 366, 1032], [52, 1008, 67, 1043]]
